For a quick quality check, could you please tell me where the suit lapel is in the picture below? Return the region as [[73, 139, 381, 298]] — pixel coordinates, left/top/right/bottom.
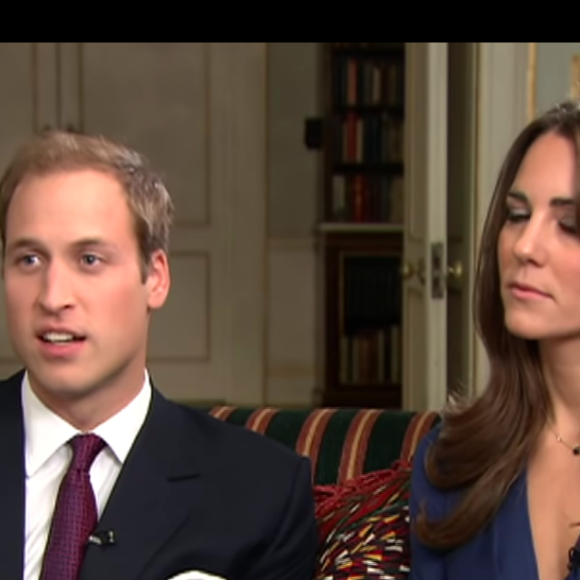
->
[[0, 371, 26, 579], [80, 389, 202, 580]]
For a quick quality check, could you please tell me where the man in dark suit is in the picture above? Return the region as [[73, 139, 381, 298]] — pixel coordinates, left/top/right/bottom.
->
[[0, 130, 319, 580]]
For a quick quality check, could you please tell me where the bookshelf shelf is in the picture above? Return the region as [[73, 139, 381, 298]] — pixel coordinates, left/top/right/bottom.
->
[[318, 223, 403, 234], [332, 163, 403, 174], [332, 104, 404, 116]]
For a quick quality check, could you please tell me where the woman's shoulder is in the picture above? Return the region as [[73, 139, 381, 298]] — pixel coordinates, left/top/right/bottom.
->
[[409, 422, 450, 519], [411, 420, 442, 480], [414, 420, 442, 460]]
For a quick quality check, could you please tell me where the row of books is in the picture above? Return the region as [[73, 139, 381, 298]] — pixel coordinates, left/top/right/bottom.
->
[[332, 56, 404, 108], [339, 326, 401, 385], [332, 113, 404, 164], [328, 174, 403, 223]]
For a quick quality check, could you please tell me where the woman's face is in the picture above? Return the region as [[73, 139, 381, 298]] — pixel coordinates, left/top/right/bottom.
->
[[498, 130, 580, 341]]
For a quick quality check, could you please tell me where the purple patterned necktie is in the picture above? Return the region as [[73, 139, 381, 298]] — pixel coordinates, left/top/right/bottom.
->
[[40, 433, 106, 580]]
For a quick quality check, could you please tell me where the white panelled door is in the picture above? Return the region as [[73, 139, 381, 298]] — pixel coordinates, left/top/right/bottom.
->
[[402, 43, 449, 411], [0, 43, 268, 405]]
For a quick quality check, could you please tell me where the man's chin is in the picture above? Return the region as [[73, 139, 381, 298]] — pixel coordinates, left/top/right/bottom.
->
[[26, 365, 98, 399]]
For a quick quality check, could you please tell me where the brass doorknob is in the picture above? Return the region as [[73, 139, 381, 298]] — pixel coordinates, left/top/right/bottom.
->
[[447, 260, 463, 280], [400, 261, 416, 279], [400, 259, 425, 284]]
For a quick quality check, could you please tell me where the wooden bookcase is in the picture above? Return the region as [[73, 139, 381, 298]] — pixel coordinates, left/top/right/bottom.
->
[[318, 42, 406, 409]]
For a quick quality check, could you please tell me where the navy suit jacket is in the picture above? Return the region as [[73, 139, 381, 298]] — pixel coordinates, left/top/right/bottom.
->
[[0, 370, 319, 580], [409, 425, 580, 580]]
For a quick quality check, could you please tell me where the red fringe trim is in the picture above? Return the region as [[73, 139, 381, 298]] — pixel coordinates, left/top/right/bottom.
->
[[314, 459, 411, 518]]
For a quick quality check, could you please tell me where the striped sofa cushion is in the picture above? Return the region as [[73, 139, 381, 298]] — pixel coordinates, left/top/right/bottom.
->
[[204, 406, 439, 485]]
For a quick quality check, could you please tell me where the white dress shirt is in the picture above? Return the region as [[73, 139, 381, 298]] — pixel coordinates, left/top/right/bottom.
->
[[22, 371, 151, 580]]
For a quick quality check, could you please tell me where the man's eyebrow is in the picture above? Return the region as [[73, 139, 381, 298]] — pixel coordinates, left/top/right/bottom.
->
[[4, 237, 44, 254], [70, 237, 117, 249], [5, 237, 117, 254]]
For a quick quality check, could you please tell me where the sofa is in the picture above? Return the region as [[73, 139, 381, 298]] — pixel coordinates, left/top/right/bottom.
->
[[198, 405, 440, 578]]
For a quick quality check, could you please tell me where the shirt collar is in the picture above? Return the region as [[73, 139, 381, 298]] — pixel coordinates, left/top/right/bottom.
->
[[22, 370, 152, 477]]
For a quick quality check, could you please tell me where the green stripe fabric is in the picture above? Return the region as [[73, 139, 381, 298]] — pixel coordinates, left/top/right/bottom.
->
[[363, 411, 416, 473], [191, 405, 428, 485], [314, 409, 359, 484], [262, 409, 308, 450], [224, 408, 256, 426]]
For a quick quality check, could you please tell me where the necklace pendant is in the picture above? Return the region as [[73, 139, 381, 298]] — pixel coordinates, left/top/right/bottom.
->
[[574, 446, 580, 456]]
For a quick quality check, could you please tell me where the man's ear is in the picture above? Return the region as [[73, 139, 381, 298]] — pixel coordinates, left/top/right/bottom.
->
[[145, 249, 170, 310]]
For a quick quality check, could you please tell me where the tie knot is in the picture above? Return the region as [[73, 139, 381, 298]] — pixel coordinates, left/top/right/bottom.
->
[[68, 434, 106, 473]]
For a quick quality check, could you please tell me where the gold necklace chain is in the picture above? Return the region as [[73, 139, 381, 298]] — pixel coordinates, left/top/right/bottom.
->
[[550, 425, 580, 455]]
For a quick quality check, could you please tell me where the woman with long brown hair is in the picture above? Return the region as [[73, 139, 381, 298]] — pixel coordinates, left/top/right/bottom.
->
[[410, 99, 580, 580]]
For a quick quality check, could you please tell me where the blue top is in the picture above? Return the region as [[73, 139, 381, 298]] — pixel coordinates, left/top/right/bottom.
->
[[409, 425, 580, 579]]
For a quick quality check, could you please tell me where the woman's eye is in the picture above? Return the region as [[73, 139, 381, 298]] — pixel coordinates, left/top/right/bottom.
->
[[506, 208, 528, 222]]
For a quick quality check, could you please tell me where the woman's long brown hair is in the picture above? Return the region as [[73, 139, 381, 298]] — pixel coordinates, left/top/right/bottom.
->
[[414, 100, 580, 549]]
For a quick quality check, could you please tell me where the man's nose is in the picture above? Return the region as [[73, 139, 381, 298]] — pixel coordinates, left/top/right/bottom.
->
[[37, 263, 74, 313]]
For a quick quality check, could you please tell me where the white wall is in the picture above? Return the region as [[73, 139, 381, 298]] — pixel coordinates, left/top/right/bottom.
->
[[266, 43, 321, 405], [534, 43, 580, 114]]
